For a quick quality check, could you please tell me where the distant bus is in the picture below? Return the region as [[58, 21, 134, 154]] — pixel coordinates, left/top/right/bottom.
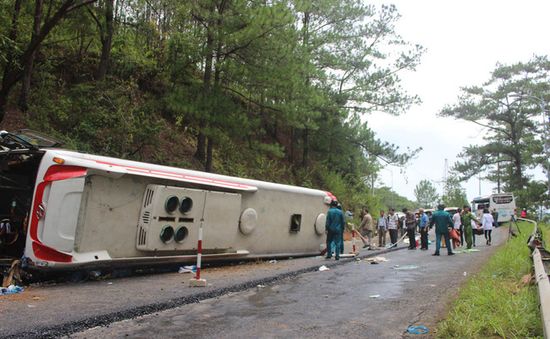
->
[[471, 193, 516, 224]]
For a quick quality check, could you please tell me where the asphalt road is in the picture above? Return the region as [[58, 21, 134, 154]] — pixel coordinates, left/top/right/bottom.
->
[[66, 227, 508, 339]]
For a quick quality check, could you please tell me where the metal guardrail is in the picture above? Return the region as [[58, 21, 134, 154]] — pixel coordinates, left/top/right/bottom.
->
[[520, 217, 550, 338]]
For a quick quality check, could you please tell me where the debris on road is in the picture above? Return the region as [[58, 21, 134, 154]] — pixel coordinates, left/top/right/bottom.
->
[[365, 256, 389, 264], [407, 325, 429, 334], [0, 285, 24, 296], [178, 265, 197, 274], [318, 265, 330, 271], [392, 265, 419, 270], [268, 260, 278, 264], [369, 294, 380, 298]]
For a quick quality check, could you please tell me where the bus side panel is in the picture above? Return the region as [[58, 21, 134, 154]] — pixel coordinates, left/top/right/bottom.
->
[[73, 174, 145, 257], [72, 173, 326, 260], [238, 188, 325, 255]]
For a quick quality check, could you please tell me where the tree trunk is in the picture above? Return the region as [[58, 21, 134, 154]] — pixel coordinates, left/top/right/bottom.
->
[[18, 0, 43, 112], [194, 18, 214, 163], [194, 122, 206, 163], [302, 127, 309, 167], [205, 137, 213, 172], [96, 0, 114, 81], [0, 0, 22, 119], [0, 0, 98, 124]]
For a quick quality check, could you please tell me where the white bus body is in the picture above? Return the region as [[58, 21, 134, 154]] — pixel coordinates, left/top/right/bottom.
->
[[0, 131, 334, 271], [471, 193, 516, 223]]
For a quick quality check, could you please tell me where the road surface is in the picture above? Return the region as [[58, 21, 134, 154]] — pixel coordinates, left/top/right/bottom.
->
[[66, 227, 507, 339]]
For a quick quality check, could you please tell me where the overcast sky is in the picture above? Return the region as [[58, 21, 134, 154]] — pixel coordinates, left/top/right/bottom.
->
[[367, 0, 550, 202]]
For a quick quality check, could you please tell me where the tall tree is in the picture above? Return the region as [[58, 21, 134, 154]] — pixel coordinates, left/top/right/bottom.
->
[[0, 0, 98, 121], [440, 56, 550, 199], [414, 179, 439, 208], [441, 175, 468, 208]]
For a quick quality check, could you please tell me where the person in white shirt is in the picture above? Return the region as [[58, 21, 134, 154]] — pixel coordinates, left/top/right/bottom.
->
[[481, 208, 495, 245], [452, 209, 462, 247], [387, 208, 399, 247], [377, 210, 388, 247]]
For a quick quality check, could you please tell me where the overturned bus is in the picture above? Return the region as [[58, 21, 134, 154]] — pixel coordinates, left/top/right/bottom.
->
[[0, 130, 333, 271]]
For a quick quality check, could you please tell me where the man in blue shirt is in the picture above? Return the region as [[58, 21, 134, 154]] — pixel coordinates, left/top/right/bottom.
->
[[418, 208, 429, 250], [325, 200, 346, 260], [430, 204, 454, 256]]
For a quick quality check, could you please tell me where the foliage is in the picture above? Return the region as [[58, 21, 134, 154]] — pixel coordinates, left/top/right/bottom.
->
[[414, 179, 439, 208], [437, 222, 544, 338], [439, 56, 550, 208], [441, 175, 468, 208], [0, 0, 423, 207]]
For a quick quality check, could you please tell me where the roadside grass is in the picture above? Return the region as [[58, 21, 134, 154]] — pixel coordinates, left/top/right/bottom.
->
[[436, 221, 548, 338]]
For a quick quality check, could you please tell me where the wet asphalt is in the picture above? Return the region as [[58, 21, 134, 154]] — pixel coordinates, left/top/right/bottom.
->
[[65, 227, 507, 339]]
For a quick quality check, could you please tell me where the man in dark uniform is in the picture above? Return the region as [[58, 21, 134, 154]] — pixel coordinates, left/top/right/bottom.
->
[[325, 200, 346, 260], [430, 204, 454, 256]]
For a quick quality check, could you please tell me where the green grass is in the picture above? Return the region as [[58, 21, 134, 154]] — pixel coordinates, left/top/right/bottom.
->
[[436, 222, 548, 338]]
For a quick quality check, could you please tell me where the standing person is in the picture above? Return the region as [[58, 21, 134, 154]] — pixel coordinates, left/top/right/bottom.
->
[[398, 210, 406, 237], [325, 200, 346, 260], [338, 203, 346, 255], [491, 208, 499, 227], [430, 204, 454, 256], [520, 208, 527, 218], [452, 208, 462, 248], [404, 208, 417, 249], [359, 208, 374, 249], [418, 208, 429, 250], [461, 206, 479, 250], [377, 210, 387, 247], [482, 208, 494, 245], [387, 208, 399, 247]]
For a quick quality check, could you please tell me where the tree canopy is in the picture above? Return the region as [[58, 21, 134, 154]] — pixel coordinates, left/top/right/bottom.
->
[[0, 0, 423, 210], [439, 56, 550, 209], [414, 179, 439, 209]]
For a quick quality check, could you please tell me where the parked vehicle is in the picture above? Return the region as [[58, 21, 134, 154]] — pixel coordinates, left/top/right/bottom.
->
[[471, 193, 516, 224]]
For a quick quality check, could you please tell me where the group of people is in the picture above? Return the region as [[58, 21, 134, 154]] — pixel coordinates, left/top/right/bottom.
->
[[325, 201, 499, 259]]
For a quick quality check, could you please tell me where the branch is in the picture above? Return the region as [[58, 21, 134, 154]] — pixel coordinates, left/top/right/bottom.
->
[[221, 85, 283, 114]]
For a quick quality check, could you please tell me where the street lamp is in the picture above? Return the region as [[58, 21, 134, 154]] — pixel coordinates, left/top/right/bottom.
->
[[509, 93, 550, 197]]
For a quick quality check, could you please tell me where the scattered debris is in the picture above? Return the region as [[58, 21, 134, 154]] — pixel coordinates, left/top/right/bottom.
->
[[107, 282, 113, 285], [370, 261, 379, 265], [407, 325, 429, 335], [178, 265, 197, 274], [365, 256, 389, 264], [392, 265, 419, 270], [369, 294, 380, 298], [463, 249, 480, 253], [32, 296, 41, 301], [257, 284, 266, 290], [2, 260, 21, 287], [463, 272, 467, 276], [520, 274, 533, 286], [0, 285, 23, 296], [268, 260, 278, 264], [318, 265, 330, 271]]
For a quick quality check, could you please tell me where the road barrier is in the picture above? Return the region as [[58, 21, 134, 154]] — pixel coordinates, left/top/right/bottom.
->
[[520, 217, 550, 338]]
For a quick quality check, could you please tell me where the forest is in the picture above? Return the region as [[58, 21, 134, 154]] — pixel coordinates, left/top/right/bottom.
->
[[0, 0, 423, 212], [3, 0, 548, 214]]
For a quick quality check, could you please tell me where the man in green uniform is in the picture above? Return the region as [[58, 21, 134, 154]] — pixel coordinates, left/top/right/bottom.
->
[[325, 200, 346, 260], [461, 205, 479, 249], [430, 204, 454, 256]]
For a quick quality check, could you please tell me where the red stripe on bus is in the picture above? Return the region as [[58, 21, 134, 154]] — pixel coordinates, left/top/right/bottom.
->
[[29, 165, 87, 263], [95, 160, 255, 189]]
